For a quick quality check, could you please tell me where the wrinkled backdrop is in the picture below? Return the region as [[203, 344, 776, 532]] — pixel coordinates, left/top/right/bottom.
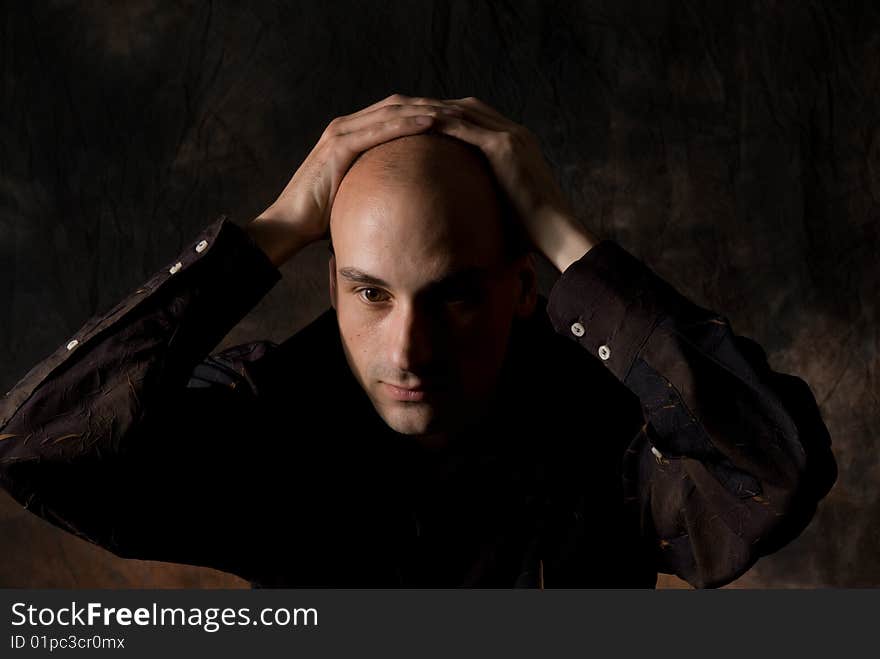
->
[[0, 0, 877, 587]]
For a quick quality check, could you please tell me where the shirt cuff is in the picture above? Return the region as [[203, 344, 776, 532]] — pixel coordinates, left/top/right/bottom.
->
[[545, 239, 696, 382]]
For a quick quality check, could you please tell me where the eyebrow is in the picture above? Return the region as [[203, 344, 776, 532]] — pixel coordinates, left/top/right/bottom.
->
[[338, 266, 490, 291]]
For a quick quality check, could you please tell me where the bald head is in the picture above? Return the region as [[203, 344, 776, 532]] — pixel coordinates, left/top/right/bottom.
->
[[329, 133, 526, 263], [346, 133, 496, 193]]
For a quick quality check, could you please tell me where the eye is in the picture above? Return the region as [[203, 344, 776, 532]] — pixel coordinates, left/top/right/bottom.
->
[[357, 287, 390, 304]]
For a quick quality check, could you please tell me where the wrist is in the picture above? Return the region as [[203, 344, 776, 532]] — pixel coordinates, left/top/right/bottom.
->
[[244, 214, 316, 268], [534, 209, 599, 273]]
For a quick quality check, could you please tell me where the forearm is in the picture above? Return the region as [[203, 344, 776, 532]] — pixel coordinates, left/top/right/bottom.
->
[[0, 216, 281, 551], [534, 209, 600, 273], [545, 239, 836, 586], [245, 212, 319, 268]]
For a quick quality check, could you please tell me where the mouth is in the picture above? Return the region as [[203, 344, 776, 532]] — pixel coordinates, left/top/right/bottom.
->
[[380, 382, 435, 402]]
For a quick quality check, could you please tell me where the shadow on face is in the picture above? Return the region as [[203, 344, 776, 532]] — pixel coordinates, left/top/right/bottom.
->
[[327, 134, 536, 445]]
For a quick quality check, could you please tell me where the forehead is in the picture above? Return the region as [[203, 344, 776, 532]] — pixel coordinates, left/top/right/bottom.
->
[[331, 170, 506, 283]]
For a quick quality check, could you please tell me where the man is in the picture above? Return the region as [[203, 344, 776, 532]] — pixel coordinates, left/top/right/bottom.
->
[[0, 94, 836, 588]]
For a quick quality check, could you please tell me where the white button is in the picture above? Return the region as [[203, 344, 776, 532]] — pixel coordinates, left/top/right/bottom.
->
[[570, 322, 585, 337], [169, 261, 183, 275], [651, 446, 664, 460], [195, 240, 208, 253], [598, 344, 611, 360], [66, 339, 79, 350]]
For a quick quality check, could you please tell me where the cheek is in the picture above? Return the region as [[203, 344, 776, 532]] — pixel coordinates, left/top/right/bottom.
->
[[337, 309, 382, 366]]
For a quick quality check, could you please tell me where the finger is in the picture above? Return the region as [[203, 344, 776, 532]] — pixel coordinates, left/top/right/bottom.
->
[[442, 101, 509, 132], [448, 96, 511, 124], [442, 96, 517, 133], [429, 115, 501, 153], [339, 113, 445, 156], [335, 103, 463, 136], [344, 93, 451, 120], [344, 93, 411, 119]]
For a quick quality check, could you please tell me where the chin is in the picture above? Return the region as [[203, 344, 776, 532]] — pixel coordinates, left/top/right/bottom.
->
[[378, 404, 444, 436]]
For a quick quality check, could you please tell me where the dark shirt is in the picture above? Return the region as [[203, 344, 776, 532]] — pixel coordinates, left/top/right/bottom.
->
[[0, 216, 837, 588]]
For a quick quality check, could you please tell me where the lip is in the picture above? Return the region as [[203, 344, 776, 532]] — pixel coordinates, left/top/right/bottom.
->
[[381, 382, 434, 402]]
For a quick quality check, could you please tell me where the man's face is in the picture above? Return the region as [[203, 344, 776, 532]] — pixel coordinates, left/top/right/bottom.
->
[[328, 135, 535, 442]]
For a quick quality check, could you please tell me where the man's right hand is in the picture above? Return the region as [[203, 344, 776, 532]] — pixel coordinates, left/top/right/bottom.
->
[[245, 94, 464, 267]]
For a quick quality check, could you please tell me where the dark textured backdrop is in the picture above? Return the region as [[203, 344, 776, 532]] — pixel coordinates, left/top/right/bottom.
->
[[0, 0, 876, 588]]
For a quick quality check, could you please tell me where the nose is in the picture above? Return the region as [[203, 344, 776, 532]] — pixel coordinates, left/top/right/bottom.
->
[[388, 300, 435, 376]]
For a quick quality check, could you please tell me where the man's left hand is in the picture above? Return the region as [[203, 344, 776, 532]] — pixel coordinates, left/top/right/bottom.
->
[[428, 96, 599, 272]]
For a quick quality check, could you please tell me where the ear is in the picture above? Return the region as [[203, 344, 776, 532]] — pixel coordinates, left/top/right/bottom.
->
[[513, 252, 537, 319], [328, 253, 338, 310]]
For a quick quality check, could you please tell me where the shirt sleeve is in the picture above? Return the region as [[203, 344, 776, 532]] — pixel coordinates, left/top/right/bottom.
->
[[0, 215, 287, 581], [545, 239, 838, 588]]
